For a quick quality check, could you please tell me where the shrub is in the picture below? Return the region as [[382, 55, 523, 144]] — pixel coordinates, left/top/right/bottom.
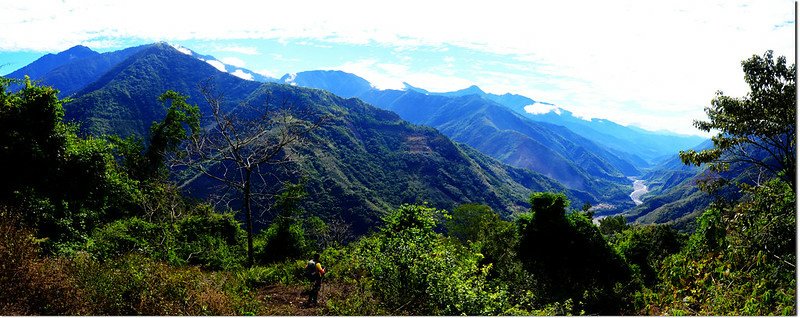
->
[[0, 215, 86, 314], [335, 204, 509, 315]]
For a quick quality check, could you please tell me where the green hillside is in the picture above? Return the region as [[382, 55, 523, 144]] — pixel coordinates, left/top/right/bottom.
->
[[63, 43, 591, 233]]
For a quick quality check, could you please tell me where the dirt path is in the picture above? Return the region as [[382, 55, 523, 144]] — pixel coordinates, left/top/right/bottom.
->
[[257, 284, 324, 316]]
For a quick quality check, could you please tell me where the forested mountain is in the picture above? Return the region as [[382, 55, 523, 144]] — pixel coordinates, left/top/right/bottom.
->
[[626, 140, 771, 230], [1, 43, 793, 316], [6, 45, 98, 81], [64, 44, 263, 137], [5, 45, 146, 96], [278, 70, 638, 210], [25, 43, 591, 233], [6, 44, 717, 222]]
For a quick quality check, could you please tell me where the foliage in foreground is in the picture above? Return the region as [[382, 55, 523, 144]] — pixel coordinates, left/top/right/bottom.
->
[[638, 178, 796, 315], [0, 214, 261, 315], [1, 48, 796, 315]]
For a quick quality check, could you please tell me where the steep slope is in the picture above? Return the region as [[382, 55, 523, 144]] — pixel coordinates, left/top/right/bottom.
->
[[61, 43, 592, 233], [279, 71, 637, 209]]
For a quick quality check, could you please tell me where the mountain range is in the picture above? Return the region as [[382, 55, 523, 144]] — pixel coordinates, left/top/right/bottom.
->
[[4, 43, 716, 228], [4, 43, 598, 233], [278, 70, 708, 212]]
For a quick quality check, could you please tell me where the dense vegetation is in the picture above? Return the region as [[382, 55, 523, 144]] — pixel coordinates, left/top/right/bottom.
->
[[1, 50, 795, 315], [55, 43, 591, 234], [283, 70, 637, 208]]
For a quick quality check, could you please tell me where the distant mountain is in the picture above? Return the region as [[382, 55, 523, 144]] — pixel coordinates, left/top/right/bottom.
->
[[51, 43, 592, 233], [623, 140, 756, 230], [4, 43, 275, 97], [172, 44, 276, 83], [427, 84, 540, 111], [423, 84, 707, 166], [278, 71, 638, 211], [280, 70, 373, 97], [523, 107, 706, 166], [5, 45, 98, 81], [8, 45, 147, 97]]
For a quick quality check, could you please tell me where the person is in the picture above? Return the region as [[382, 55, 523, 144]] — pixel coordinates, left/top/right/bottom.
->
[[305, 253, 325, 306]]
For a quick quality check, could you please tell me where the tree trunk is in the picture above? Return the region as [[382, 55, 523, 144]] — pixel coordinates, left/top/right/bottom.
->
[[244, 170, 254, 267]]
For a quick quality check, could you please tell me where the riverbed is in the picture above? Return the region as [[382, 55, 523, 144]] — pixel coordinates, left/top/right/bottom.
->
[[629, 179, 648, 205]]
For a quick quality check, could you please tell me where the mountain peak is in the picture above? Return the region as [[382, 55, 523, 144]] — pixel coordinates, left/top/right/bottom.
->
[[402, 82, 430, 94], [5, 44, 99, 79], [456, 85, 485, 96], [64, 45, 95, 55]]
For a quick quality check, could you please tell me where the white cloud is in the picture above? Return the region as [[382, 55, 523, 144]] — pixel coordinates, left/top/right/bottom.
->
[[220, 56, 246, 68], [0, 0, 792, 136], [231, 69, 254, 80], [218, 45, 259, 55], [205, 60, 227, 72], [254, 69, 277, 78], [335, 59, 474, 92], [524, 104, 562, 115], [283, 73, 298, 84]]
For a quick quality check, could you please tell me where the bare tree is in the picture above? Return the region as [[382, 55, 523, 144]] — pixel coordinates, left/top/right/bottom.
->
[[178, 81, 328, 266]]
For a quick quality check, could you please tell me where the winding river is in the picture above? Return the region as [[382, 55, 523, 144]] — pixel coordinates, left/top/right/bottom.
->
[[629, 179, 648, 205]]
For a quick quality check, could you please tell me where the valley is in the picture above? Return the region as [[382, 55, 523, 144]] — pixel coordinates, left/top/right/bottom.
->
[[629, 178, 648, 205], [2, 40, 793, 316]]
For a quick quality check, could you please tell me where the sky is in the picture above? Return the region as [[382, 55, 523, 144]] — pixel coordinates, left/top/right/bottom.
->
[[0, 0, 795, 137]]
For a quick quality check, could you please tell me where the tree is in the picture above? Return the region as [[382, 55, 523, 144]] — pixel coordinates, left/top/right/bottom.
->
[[180, 82, 327, 266], [260, 181, 310, 263], [0, 77, 142, 250], [598, 215, 628, 236], [643, 179, 795, 315], [444, 203, 497, 244], [346, 204, 507, 315], [143, 91, 200, 180], [680, 51, 796, 189], [517, 192, 631, 314]]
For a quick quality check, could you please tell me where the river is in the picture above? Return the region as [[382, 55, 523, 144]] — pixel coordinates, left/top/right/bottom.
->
[[629, 179, 648, 205]]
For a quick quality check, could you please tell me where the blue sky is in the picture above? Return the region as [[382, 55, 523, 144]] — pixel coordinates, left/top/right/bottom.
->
[[0, 0, 795, 136]]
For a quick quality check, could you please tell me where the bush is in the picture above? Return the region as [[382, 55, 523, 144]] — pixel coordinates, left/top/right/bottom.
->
[[87, 217, 166, 260], [333, 204, 509, 315], [0, 216, 86, 315], [237, 260, 306, 288], [611, 224, 685, 286], [641, 179, 796, 315], [88, 212, 247, 270], [69, 253, 260, 315], [175, 212, 246, 270]]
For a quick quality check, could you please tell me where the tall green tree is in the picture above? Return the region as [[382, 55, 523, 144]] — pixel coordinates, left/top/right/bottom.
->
[[0, 77, 141, 250], [680, 51, 796, 189], [111, 90, 200, 181], [517, 192, 630, 314], [144, 91, 200, 180]]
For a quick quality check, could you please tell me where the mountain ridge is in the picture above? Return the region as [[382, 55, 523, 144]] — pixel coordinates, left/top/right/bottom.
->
[[49, 43, 593, 233], [278, 70, 640, 211]]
